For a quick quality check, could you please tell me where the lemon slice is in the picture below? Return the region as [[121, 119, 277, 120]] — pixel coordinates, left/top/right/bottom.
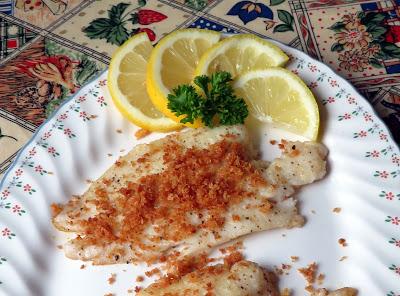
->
[[195, 34, 289, 77], [108, 33, 181, 132], [146, 29, 221, 127], [233, 68, 319, 140]]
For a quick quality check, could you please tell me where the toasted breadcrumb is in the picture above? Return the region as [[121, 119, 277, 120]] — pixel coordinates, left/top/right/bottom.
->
[[127, 289, 134, 294], [333, 207, 341, 213], [50, 204, 63, 217], [270, 140, 277, 145], [116, 129, 122, 134], [338, 238, 347, 247], [305, 285, 315, 293], [134, 286, 142, 293], [317, 273, 325, 285], [136, 275, 144, 282], [85, 179, 93, 184], [56, 245, 63, 250], [298, 262, 317, 284], [107, 273, 116, 285], [145, 268, 161, 277], [80, 264, 86, 270], [339, 256, 348, 262], [275, 263, 291, 276], [90, 115, 98, 119], [290, 256, 299, 262], [104, 293, 114, 296], [281, 288, 291, 296], [311, 210, 316, 214], [135, 129, 151, 140], [107, 153, 113, 157]]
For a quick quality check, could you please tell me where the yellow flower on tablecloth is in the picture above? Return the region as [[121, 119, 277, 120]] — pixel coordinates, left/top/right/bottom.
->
[[341, 13, 359, 26], [335, 22, 372, 50], [338, 50, 369, 72], [363, 44, 381, 58]]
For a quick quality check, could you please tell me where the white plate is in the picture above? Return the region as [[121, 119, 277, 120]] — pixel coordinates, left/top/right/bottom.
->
[[0, 41, 399, 296]]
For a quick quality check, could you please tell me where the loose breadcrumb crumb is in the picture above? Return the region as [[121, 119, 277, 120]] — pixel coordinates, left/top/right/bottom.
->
[[305, 285, 315, 293], [282, 233, 286, 237], [85, 179, 93, 184], [107, 153, 113, 157], [145, 268, 161, 277], [56, 245, 63, 250], [107, 273, 116, 285], [298, 262, 317, 284], [311, 210, 316, 214], [135, 129, 151, 140], [104, 293, 114, 296], [80, 264, 86, 270], [333, 207, 341, 213], [275, 263, 291, 276], [339, 256, 348, 262], [316, 273, 325, 285], [338, 238, 347, 247], [136, 275, 144, 282], [127, 289, 134, 294], [90, 115, 98, 119], [281, 288, 291, 296], [290, 256, 299, 262], [270, 140, 277, 145], [134, 286, 142, 293], [116, 129, 122, 134]]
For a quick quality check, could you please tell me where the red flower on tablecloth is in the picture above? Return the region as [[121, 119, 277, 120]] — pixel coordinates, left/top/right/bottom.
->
[[338, 50, 369, 72], [15, 169, 23, 176], [385, 25, 400, 44]]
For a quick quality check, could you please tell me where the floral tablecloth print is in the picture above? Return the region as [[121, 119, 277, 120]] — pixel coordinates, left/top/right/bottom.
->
[[0, 0, 399, 178]]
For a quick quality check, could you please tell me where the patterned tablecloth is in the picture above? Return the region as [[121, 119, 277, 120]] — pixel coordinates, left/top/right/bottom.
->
[[0, 0, 399, 179]]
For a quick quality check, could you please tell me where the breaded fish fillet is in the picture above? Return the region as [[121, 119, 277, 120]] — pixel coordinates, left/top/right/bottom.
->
[[52, 125, 327, 265], [138, 260, 357, 296], [138, 260, 279, 296]]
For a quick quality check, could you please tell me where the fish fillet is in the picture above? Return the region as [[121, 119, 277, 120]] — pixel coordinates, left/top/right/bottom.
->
[[138, 260, 357, 296], [52, 125, 327, 265], [138, 260, 279, 296]]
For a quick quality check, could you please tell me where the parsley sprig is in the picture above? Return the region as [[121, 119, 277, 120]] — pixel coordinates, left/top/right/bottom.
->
[[167, 71, 249, 127]]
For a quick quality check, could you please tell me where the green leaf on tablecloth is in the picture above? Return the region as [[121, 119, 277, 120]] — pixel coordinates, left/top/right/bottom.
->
[[270, 0, 285, 6], [329, 22, 345, 32], [331, 43, 344, 52], [369, 58, 383, 68], [367, 24, 387, 39], [381, 42, 400, 59], [107, 24, 129, 45], [138, 0, 146, 7], [83, 18, 115, 40], [361, 12, 387, 26], [374, 50, 387, 59], [185, 0, 207, 10], [108, 3, 130, 21], [277, 10, 294, 26], [129, 12, 139, 24], [273, 24, 293, 32], [76, 57, 100, 86]]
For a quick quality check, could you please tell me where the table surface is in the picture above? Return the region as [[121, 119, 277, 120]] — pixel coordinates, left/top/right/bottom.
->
[[0, 0, 399, 179]]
